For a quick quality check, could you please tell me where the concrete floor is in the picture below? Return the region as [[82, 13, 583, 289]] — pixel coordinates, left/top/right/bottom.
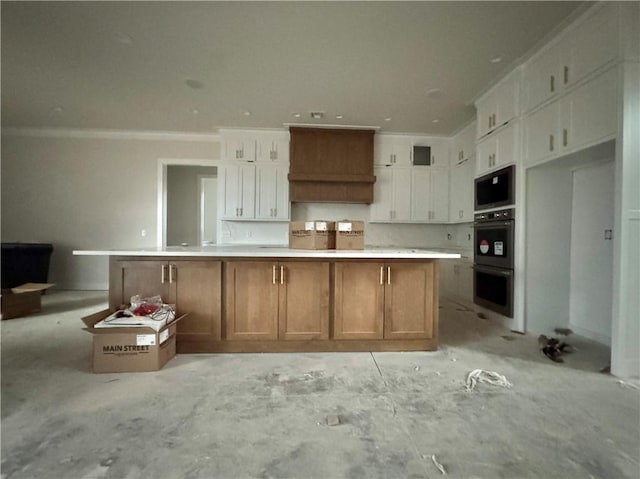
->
[[1, 290, 639, 479]]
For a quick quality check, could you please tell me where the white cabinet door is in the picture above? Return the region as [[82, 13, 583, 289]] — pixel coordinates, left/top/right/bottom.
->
[[429, 168, 449, 222], [371, 167, 393, 221], [564, 4, 618, 89], [224, 135, 256, 162], [524, 100, 561, 166], [561, 67, 618, 152], [476, 135, 497, 176], [411, 168, 430, 222], [476, 70, 520, 138], [495, 122, 517, 170], [449, 159, 473, 222], [221, 164, 256, 219], [256, 165, 289, 220], [523, 43, 562, 113], [374, 136, 412, 167], [392, 167, 412, 221], [428, 140, 450, 169], [257, 136, 289, 163]]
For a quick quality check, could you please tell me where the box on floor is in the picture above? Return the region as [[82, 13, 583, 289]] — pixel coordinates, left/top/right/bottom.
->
[[1, 283, 54, 320], [81, 309, 187, 373]]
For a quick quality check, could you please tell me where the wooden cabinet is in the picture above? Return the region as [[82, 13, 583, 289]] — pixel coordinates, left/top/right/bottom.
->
[[476, 122, 518, 176], [224, 261, 329, 341], [109, 258, 222, 342], [256, 165, 289, 220], [524, 67, 617, 167], [522, 3, 619, 113], [476, 69, 520, 139], [384, 262, 436, 339], [334, 262, 436, 340]]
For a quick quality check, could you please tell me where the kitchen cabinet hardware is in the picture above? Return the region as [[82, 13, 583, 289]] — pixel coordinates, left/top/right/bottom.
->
[[550, 75, 555, 93], [549, 134, 554, 152], [280, 265, 284, 285], [272, 265, 277, 285], [564, 66, 569, 84], [161, 264, 167, 284], [379, 266, 384, 285], [169, 264, 175, 284], [563, 129, 568, 147], [387, 266, 391, 285]]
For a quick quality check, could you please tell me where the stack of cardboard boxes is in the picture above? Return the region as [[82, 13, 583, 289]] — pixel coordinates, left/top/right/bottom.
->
[[288, 220, 365, 250]]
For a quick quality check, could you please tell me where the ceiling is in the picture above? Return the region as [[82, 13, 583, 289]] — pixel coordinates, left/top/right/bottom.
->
[[1, 1, 586, 136]]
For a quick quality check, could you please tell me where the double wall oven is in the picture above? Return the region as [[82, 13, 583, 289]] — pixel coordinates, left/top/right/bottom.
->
[[473, 165, 515, 317]]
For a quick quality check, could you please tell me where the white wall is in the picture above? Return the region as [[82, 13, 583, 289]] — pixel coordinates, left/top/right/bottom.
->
[[1, 131, 219, 289]]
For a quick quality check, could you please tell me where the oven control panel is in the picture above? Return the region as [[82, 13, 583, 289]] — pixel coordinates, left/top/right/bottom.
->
[[474, 208, 514, 223]]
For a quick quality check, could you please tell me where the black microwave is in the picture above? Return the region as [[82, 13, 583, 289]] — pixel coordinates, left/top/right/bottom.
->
[[474, 165, 515, 211]]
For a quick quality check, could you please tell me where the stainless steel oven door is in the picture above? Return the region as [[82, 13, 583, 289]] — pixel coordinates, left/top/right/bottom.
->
[[473, 264, 514, 318], [473, 220, 514, 269]]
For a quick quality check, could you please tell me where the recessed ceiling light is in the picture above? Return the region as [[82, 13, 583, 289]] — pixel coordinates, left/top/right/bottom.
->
[[50, 106, 64, 113], [184, 78, 205, 89], [432, 119, 440, 123], [243, 111, 252, 116], [426, 88, 444, 99], [191, 108, 200, 115], [292, 113, 301, 118], [335, 115, 344, 120], [490, 56, 503, 64], [384, 117, 392, 122]]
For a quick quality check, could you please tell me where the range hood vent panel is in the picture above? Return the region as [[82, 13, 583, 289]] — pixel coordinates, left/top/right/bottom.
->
[[288, 127, 376, 203]]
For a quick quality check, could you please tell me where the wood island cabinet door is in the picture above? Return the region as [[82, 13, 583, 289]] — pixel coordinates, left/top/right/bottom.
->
[[333, 262, 384, 339], [384, 262, 436, 339], [224, 262, 279, 340], [172, 260, 221, 341], [109, 259, 169, 310], [278, 262, 330, 340]]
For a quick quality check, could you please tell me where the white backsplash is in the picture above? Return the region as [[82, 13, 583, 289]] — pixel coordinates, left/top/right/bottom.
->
[[220, 203, 473, 250]]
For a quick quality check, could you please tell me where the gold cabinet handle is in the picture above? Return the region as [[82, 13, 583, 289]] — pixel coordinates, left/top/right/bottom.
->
[[387, 266, 391, 285], [379, 266, 384, 285], [280, 265, 284, 285], [272, 265, 276, 285], [161, 264, 166, 284], [169, 264, 175, 284]]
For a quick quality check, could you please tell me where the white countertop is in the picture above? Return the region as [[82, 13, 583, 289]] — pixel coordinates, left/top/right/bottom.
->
[[73, 245, 461, 259]]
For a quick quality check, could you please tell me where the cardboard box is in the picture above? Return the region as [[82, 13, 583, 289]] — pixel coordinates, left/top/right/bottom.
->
[[289, 221, 336, 250], [1, 283, 54, 320], [336, 221, 365, 250], [82, 309, 187, 373]]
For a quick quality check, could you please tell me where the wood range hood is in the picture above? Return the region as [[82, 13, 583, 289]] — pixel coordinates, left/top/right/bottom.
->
[[288, 127, 376, 203]]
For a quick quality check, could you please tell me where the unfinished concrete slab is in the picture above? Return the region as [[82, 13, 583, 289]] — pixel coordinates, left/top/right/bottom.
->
[[1, 291, 638, 478]]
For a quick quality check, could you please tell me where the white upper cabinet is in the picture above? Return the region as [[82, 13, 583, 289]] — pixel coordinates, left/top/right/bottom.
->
[[412, 137, 450, 168], [222, 131, 257, 162], [449, 156, 474, 223], [524, 66, 618, 167], [256, 132, 290, 163], [256, 165, 289, 220], [221, 163, 256, 219], [451, 121, 476, 167], [476, 122, 518, 176], [409, 168, 449, 223], [370, 167, 411, 222], [374, 135, 412, 167], [522, 3, 619, 113], [476, 69, 520, 139]]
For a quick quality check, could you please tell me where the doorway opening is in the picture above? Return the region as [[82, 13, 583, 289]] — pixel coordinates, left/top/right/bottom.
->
[[157, 159, 218, 247], [525, 140, 615, 348]]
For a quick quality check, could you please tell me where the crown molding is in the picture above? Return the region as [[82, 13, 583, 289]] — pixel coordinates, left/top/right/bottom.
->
[[1, 127, 221, 142]]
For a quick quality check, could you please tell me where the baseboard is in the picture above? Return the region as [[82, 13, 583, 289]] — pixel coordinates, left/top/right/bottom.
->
[[568, 323, 611, 346]]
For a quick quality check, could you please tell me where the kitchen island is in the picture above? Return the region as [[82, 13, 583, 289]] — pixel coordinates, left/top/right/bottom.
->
[[74, 246, 460, 353]]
